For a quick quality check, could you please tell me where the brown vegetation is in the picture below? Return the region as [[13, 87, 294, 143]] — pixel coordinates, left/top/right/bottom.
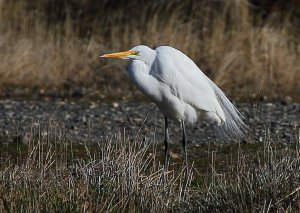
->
[[0, 0, 299, 100], [1, 125, 300, 212]]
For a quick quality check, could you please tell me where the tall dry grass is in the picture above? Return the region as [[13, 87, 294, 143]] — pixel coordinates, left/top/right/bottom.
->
[[0, 127, 193, 212], [1, 122, 300, 212], [0, 0, 299, 100]]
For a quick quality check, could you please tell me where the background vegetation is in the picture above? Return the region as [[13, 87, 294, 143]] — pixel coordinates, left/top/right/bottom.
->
[[0, 0, 299, 100]]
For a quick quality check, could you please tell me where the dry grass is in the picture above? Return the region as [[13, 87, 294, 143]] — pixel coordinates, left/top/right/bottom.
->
[[0, 0, 299, 100], [188, 135, 300, 212], [0, 127, 193, 212], [0, 122, 300, 212]]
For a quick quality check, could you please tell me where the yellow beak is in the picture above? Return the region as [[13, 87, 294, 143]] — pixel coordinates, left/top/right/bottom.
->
[[100, 50, 136, 58]]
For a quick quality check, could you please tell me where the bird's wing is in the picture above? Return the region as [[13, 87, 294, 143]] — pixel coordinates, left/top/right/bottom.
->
[[153, 46, 225, 121]]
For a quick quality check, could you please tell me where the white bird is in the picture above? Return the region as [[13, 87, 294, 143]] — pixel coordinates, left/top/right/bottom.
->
[[101, 45, 247, 169]]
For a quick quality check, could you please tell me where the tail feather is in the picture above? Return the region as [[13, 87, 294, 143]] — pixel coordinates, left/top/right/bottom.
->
[[207, 78, 248, 139]]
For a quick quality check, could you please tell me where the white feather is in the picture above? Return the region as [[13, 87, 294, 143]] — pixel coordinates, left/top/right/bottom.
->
[[120, 45, 246, 139], [205, 77, 248, 139]]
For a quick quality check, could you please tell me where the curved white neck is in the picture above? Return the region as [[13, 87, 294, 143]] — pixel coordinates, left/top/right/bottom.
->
[[128, 59, 162, 102]]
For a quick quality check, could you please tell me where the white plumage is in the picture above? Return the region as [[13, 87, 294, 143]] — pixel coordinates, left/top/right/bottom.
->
[[101, 45, 247, 168]]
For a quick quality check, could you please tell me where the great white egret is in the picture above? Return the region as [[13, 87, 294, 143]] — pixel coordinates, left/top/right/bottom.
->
[[101, 45, 247, 169]]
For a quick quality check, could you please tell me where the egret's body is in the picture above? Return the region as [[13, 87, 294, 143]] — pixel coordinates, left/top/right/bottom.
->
[[101, 45, 247, 169], [128, 46, 225, 125]]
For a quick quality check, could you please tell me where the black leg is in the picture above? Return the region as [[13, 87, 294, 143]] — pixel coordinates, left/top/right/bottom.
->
[[164, 117, 169, 171], [181, 120, 188, 164]]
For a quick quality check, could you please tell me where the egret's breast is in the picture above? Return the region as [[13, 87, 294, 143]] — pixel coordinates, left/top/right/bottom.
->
[[155, 93, 198, 124]]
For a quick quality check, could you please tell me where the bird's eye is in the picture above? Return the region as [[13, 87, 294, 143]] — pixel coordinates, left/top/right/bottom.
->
[[133, 51, 140, 55]]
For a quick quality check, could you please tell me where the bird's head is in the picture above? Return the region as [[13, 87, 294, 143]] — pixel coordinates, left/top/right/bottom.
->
[[100, 45, 154, 61]]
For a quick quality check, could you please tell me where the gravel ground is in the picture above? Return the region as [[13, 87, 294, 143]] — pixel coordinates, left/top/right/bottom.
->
[[0, 99, 299, 145]]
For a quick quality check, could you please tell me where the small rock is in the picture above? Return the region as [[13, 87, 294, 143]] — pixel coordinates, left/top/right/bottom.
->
[[13, 133, 31, 145], [265, 103, 275, 108], [169, 151, 181, 159], [89, 102, 98, 109], [2, 129, 9, 135], [112, 102, 119, 108]]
